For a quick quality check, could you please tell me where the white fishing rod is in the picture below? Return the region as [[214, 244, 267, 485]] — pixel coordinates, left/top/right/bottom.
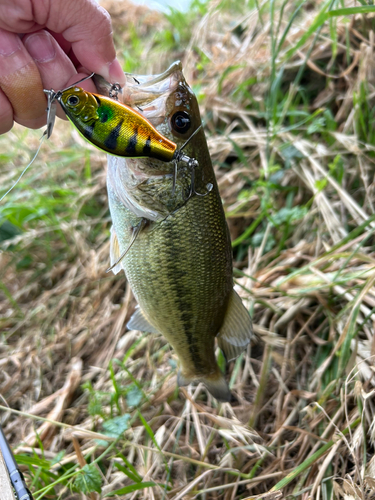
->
[[0, 425, 33, 500]]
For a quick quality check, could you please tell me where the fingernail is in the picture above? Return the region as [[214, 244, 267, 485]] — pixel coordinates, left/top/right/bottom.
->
[[24, 33, 56, 63], [0, 30, 21, 57], [108, 59, 126, 85]]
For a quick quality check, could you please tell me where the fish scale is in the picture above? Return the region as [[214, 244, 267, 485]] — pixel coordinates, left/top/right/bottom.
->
[[109, 169, 231, 376], [107, 62, 254, 401]]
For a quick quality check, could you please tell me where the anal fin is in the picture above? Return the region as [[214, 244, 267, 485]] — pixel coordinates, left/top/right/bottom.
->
[[217, 289, 254, 362], [127, 306, 159, 334]]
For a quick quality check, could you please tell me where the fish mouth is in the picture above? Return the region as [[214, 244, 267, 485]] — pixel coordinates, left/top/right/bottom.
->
[[93, 61, 184, 129], [124, 61, 183, 95], [103, 61, 202, 222]]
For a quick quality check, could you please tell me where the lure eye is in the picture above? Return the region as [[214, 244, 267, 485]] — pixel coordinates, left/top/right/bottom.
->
[[171, 111, 191, 134], [67, 95, 80, 107]]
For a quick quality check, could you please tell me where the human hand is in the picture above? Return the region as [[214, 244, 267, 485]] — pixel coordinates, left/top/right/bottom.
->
[[0, 0, 125, 134]]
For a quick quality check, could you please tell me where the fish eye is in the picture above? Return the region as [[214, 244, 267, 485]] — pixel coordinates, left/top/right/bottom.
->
[[67, 95, 80, 107], [171, 111, 191, 134]]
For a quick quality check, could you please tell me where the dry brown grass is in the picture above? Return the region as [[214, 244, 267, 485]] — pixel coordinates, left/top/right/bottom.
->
[[1, 0, 375, 499]]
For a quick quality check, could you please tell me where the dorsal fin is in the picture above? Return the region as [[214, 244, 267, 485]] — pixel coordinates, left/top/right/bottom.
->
[[217, 289, 254, 361]]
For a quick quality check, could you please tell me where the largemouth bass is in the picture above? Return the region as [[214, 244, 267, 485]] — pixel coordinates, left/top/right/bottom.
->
[[105, 62, 253, 402]]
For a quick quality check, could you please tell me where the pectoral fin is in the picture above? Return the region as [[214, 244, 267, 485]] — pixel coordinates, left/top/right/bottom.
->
[[107, 219, 146, 274], [108, 226, 122, 275], [217, 289, 254, 362], [127, 306, 159, 334]]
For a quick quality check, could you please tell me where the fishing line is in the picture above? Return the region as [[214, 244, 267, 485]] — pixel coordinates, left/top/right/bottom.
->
[[179, 124, 203, 153], [1, 73, 96, 204], [171, 124, 203, 196], [0, 135, 46, 203]]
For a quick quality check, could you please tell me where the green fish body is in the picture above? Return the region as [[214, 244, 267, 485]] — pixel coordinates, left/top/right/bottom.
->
[[107, 62, 253, 401]]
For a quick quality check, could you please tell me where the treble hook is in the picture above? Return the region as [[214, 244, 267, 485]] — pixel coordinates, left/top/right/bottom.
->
[[170, 124, 212, 200], [187, 165, 213, 200], [171, 124, 203, 197], [108, 83, 122, 100]]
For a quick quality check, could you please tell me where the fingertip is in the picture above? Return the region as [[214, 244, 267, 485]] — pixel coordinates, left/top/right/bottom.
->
[[55, 107, 68, 121], [107, 59, 125, 86], [18, 115, 47, 130], [23, 31, 56, 63], [96, 59, 125, 87]]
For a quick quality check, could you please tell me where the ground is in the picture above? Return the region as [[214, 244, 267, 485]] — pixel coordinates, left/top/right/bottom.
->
[[0, 0, 375, 499]]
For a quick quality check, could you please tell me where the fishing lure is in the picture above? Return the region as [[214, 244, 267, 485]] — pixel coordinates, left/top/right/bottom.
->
[[1, 74, 206, 204], [44, 75, 199, 172]]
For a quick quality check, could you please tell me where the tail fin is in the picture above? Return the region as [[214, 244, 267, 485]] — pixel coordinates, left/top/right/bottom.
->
[[178, 370, 231, 403], [202, 374, 232, 402]]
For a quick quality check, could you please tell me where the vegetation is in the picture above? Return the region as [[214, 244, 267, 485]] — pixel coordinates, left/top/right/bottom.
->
[[1, 0, 375, 498]]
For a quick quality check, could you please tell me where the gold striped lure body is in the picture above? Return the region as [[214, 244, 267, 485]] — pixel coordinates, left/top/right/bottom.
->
[[44, 74, 206, 198], [44, 74, 196, 167], [58, 87, 179, 162]]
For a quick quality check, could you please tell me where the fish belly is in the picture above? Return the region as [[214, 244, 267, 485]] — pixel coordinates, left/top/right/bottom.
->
[[108, 182, 233, 380]]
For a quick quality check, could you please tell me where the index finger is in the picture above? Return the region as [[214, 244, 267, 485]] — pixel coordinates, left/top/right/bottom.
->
[[0, 0, 125, 85], [44, 0, 125, 85]]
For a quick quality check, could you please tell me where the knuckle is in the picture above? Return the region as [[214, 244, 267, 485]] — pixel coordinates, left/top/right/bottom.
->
[[98, 5, 111, 24], [94, 6, 113, 36]]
